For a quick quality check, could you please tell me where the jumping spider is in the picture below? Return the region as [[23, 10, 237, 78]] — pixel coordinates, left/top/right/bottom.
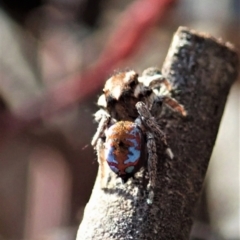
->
[[92, 68, 186, 202]]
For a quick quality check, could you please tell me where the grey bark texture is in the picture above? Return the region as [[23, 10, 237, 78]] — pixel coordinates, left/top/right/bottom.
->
[[76, 27, 239, 240]]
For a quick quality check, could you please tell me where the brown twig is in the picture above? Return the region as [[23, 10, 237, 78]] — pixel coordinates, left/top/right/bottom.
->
[[76, 27, 239, 239]]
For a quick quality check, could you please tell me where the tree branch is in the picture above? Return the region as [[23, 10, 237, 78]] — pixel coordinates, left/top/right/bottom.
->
[[76, 27, 239, 240]]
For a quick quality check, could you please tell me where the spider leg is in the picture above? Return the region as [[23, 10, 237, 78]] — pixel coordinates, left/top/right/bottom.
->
[[162, 96, 187, 116], [135, 101, 174, 204], [135, 116, 157, 204], [142, 67, 162, 76], [145, 131, 157, 204], [91, 109, 111, 148], [139, 75, 172, 91], [148, 76, 172, 92], [141, 68, 186, 116], [96, 139, 110, 189], [150, 96, 163, 118], [135, 101, 173, 159], [140, 67, 172, 92]]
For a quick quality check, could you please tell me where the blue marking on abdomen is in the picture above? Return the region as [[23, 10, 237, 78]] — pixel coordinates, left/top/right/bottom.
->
[[105, 145, 118, 164], [129, 126, 139, 136], [124, 138, 140, 164]]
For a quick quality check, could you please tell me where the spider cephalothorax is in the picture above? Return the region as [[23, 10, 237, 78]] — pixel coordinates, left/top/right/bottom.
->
[[97, 70, 151, 121], [92, 68, 186, 203]]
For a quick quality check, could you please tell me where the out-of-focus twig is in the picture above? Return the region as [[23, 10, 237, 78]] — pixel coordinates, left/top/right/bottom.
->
[[0, 0, 174, 145]]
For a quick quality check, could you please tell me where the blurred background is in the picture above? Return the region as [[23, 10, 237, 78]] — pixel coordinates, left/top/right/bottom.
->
[[0, 0, 239, 239]]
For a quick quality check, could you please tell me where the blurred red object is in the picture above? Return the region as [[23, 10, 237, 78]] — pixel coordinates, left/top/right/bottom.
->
[[0, 0, 175, 144]]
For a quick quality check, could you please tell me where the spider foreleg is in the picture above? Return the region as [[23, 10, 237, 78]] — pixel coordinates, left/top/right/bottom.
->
[[136, 101, 173, 158], [146, 132, 157, 187], [140, 67, 172, 92], [91, 110, 111, 148], [162, 96, 187, 116], [96, 139, 112, 189], [150, 96, 163, 118]]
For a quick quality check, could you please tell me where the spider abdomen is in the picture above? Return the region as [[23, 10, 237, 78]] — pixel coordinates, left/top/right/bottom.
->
[[104, 121, 143, 182]]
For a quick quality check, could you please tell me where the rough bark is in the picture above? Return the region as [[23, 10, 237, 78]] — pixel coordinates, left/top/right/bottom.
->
[[76, 27, 239, 240]]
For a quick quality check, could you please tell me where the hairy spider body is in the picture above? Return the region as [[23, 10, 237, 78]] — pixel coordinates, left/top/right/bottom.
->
[[92, 68, 186, 203], [104, 121, 145, 183], [97, 70, 153, 121]]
